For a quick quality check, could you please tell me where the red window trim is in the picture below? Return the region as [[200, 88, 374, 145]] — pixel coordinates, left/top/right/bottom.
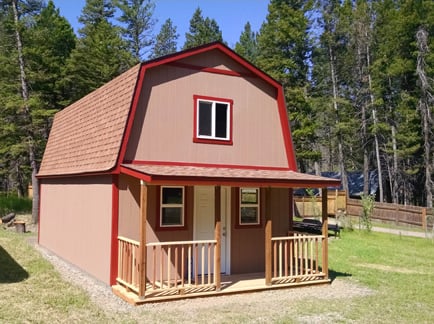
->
[[156, 185, 188, 231], [234, 187, 263, 229], [193, 95, 233, 145]]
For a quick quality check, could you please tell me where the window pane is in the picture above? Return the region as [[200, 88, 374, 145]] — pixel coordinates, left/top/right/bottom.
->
[[241, 207, 259, 224], [198, 101, 212, 136], [162, 207, 182, 225], [162, 187, 183, 204], [241, 188, 258, 204], [215, 103, 228, 138]]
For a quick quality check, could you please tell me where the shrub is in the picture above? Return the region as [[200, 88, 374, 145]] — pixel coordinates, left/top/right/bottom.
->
[[0, 193, 32, 216], [360, 194, 374, 232]]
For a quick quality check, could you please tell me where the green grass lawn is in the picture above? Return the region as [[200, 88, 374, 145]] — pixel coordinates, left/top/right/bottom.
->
[[1, 228, 433, 323]]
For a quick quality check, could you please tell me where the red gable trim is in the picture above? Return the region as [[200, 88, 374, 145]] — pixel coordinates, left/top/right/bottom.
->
[[110, 175, 119, 285], [116, 42, 296, 173], [115, 65, 147, 171], [277, 87, 297, 170], [168, 61, 257, 78], [119, 165, 153, 181]]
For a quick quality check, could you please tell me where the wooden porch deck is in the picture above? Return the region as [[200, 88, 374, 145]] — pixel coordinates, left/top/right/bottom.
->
[[113, 272, 330, 305]]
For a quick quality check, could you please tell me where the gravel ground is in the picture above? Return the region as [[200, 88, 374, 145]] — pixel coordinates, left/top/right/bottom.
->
[[30, 239, 374, 318], [11, 215, 374, 322]]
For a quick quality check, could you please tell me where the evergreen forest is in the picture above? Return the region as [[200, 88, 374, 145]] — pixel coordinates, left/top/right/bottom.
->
[[0, 0, 432, 223]]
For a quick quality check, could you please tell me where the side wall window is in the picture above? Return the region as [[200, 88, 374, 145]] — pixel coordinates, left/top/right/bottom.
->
[[160, 186, 185, 227], [193, 95, 233, 145]]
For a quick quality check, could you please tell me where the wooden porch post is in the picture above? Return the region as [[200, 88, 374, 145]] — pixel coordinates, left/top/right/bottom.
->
[[265, 187, 272, 286], [321, 188, 329, 279], [214, 186, 221, 290], [288, 188, 294, 231], [138, 180, 148, 298]]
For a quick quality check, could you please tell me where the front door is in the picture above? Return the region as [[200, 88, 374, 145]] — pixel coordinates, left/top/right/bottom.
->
[[194, 186, 230, 274]]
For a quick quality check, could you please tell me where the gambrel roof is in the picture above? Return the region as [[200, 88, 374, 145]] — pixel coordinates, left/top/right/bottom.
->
[[38, 42, 340, 189], [38, 64, 141, 176]]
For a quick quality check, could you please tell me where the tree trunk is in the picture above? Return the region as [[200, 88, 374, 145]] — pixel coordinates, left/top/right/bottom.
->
[[366, 42, 383, 202], [416, 27, 433, 208], [12, 0, 39, 223], [328, 44, 348, 195]]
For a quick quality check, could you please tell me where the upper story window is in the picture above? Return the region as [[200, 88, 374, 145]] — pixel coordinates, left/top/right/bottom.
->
[[193, 95, 233, 145]]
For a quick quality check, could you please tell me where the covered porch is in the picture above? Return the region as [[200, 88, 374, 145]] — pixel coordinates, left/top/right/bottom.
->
[[113, 164, 339, 304]]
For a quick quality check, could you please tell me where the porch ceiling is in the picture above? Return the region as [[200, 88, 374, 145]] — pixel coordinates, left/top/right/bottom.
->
[[120, 164, 341, 188]]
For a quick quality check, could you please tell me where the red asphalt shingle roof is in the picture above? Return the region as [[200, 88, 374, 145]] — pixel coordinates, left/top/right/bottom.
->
[[38, 64, 141, 176]]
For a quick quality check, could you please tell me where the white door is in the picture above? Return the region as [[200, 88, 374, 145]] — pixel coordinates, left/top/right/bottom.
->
[[194, 186, 230, 274]]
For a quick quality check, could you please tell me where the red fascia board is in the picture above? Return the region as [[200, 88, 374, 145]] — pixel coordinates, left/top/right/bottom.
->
[[143, 42, 282, 90], [115, 65, 147, 170], [277, 87, 297, 170], [109, 175, 119, 286], [120, 165, 153, 181], [138, 175, 340, 188], [37, 181, 42, 244], [169, 61, 257, 79]]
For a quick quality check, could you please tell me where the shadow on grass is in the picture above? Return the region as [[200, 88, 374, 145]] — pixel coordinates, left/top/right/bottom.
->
[[328, 269, 352, 282], [0, 244, 29, 283]]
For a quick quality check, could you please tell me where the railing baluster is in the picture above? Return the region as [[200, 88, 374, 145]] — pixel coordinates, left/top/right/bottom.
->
[[167, 246, 171, 288], [201, 244, 205, 285], [181, 245, 185, 287], [174, 246, 178, 288], [284, 240, 288, 277], [273, 241, 277, 278], [188, 245, 191, 285]]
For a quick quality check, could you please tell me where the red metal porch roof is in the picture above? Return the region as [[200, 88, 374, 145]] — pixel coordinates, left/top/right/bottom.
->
[[120, 164, 341, 188]]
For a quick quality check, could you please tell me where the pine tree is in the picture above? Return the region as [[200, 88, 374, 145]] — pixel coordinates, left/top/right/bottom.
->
[[116, 0, 156, 61], [256, 0, 318, 172], [234, 22, 258, 64], [62, 0, 135, 103], [149, 18, 178, 59], [311, 0, 359, 193], [183, 7, 223, 49]]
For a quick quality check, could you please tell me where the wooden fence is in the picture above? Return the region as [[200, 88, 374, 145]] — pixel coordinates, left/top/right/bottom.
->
[[294, 191, 433, 229], [294, 190, 347, 217], [346, 198, 433, 229]]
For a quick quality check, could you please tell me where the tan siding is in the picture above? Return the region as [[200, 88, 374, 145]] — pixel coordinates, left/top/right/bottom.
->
[[125, 63, 288, 168], [118, 174, 140, 241], [39, 176, 113, 284], [230, 188, 289, 274], [271, 188, 290, 236]]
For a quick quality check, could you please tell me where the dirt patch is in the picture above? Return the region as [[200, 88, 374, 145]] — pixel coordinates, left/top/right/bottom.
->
[[358, 263, 425, 275]]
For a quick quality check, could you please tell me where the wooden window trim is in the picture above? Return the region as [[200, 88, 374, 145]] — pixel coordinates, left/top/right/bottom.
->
[[193, 95, 233, 145], [235, 187, 262, 229], [156, 185, 187, 231]]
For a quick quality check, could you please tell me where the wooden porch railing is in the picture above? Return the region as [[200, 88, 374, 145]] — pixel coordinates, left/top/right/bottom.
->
[[116, 237, 217, 297], [117, 236, 140, 293], [271, 233, 325, 283], [146, 240, 217, 291]]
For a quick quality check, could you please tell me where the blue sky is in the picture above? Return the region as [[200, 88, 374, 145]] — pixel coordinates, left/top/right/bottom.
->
[[51, 0, 270, 48]]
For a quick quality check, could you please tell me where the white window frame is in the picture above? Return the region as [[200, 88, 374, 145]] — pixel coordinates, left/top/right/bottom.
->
[[160, 186, 185, 227], [196, 98, 231, 141], [239, 188, 260, 225]]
